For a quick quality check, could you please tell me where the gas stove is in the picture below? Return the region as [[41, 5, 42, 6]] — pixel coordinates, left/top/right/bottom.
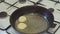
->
[[0, 0, 60, 34]]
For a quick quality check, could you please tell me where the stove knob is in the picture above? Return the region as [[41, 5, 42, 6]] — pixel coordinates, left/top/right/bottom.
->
[[0, 12, 8, 18]]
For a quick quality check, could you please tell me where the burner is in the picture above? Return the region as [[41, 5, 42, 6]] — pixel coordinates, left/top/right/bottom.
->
[[0, 12, 8, 18], [50, 0, 60, 5], [19, 0, 26, 4], [0, 0, 4, 3]]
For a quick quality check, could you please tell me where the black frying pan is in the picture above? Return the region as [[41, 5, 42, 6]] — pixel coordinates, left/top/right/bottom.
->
[[10, 5, 54, 34]]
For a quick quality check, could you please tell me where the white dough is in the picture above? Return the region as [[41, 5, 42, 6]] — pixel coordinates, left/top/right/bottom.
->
[[18, 16, 27, 22], [17, 23, 27, 30]]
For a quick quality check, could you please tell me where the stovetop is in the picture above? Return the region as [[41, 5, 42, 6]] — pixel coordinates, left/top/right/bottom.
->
[[0, 0, 60, 34]]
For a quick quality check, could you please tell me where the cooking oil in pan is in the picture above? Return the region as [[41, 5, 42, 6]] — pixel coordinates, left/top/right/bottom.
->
[[15, 13, 48, 34]]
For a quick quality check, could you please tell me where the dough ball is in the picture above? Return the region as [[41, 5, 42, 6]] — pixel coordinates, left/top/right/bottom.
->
[[18, 16, 27, 22], [17, 23, 27, 30]]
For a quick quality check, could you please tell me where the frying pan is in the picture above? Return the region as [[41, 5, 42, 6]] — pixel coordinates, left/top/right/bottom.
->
[[10, 5, 54, 34]]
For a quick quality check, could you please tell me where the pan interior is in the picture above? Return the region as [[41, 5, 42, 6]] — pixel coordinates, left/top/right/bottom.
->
[[15, 13, 48, 34]]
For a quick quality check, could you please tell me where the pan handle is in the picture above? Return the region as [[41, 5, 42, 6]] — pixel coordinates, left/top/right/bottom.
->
[[48, 8, 54, 13]]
